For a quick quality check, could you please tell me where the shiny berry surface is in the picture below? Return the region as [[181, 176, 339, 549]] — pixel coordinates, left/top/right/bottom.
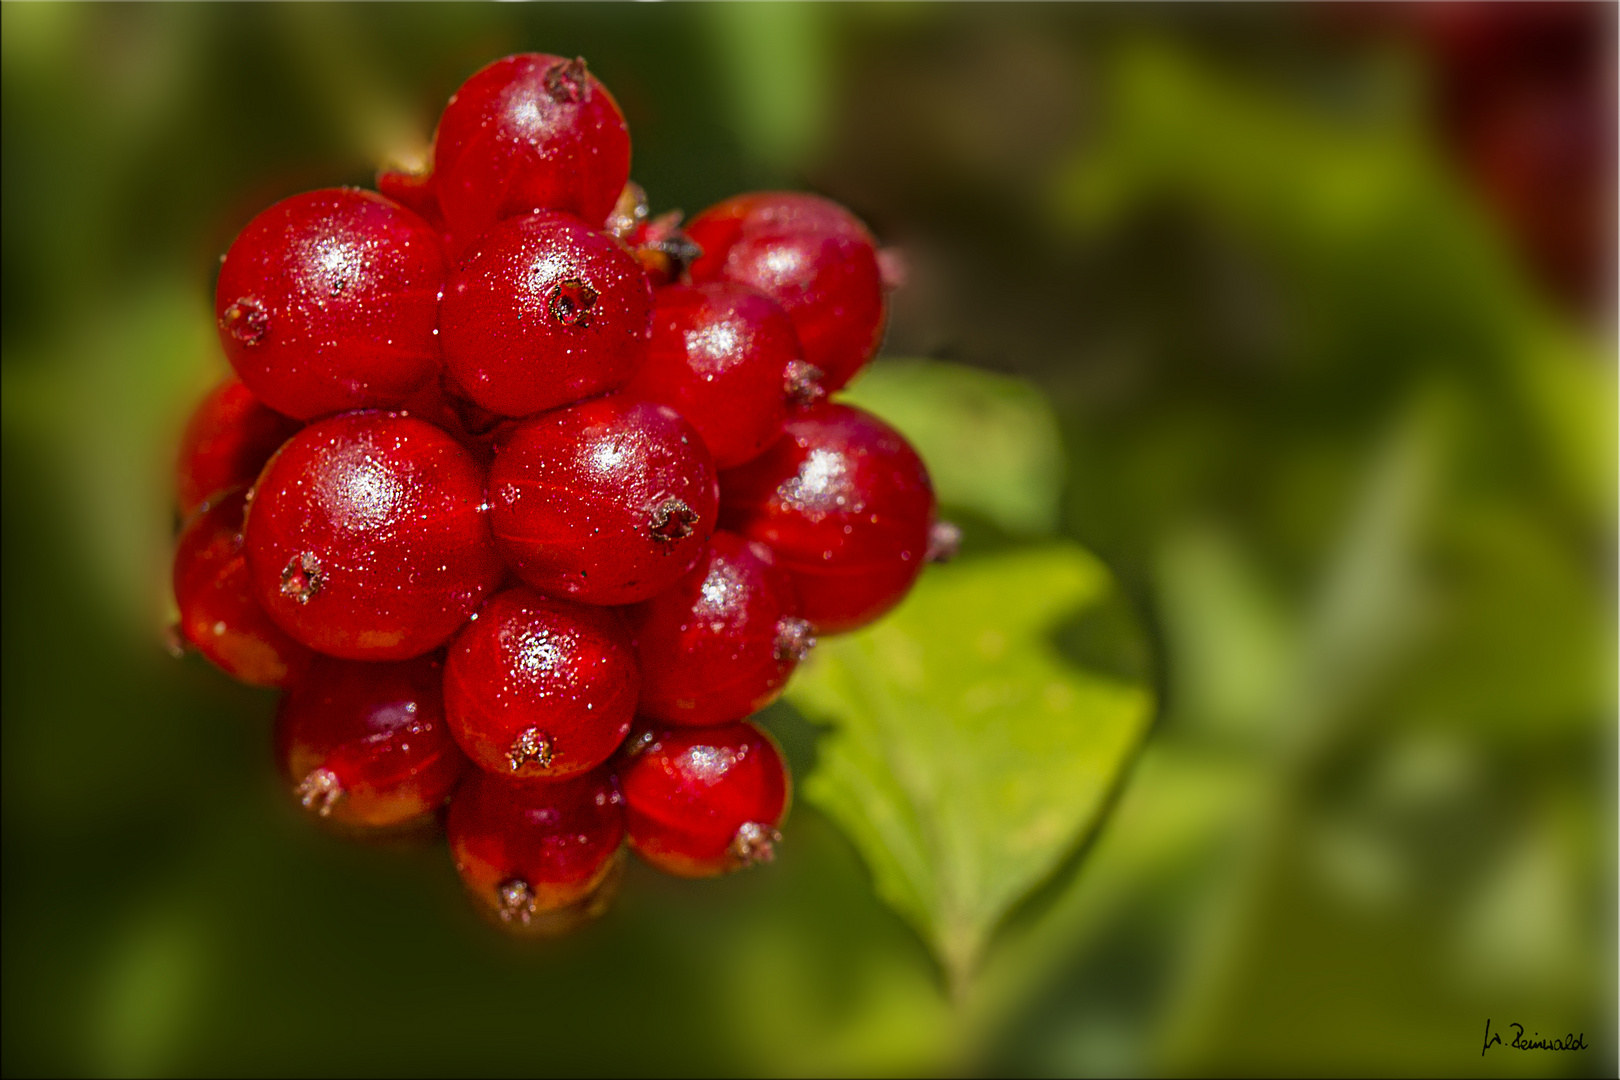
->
[[628, 531, 812, 726], [176, 377, 301, 516], [443, 587, 639, 780], [624, 282, 805, 469], [215, 188, 447, 420], [375, 167, 446, 232], [489, 396, 718, 605], [720, 403, 934, 634], [172, 488, 313, 688], [620, 721, 790, 878], [687, 192, 886, 393], [433, 53, 631, 241], [275, 652, 468, 828], [448, 765, 625, 926], [440, 211, 652, 418], [244, 411, 503, 660]]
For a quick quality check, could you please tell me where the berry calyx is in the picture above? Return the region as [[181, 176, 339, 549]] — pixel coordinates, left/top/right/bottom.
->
[[443, 587, 639, 779], [275, 652, 469, 828], [243, 411, 503, 660], [625, 282, 805, 469], [175, 377, 301, 516], [686, 192, 886, 393], [619, 721, 790, 878], [719, 402, 935, 634], [433, 53, 631, 241], [215, 188, 447, 420], [488, 396, 718, 605], [627, 530, 812, 726], [172, 488, 313, 688], [440, 211, 653, 418], [447, 765, 626, 928]]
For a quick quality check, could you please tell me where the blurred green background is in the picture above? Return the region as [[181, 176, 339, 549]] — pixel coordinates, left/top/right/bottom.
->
[[2, 3, 1614, 1076]]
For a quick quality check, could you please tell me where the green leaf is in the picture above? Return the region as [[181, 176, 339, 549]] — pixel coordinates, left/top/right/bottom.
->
[[839, 359, 1065, 535], [786, 544, 1155, 986]]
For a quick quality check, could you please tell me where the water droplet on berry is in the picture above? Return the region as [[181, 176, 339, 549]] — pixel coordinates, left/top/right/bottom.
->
[[647, 496, 698, 543], [296, 767, 344, 817], [773, 617, 816, 663], [730, 821, 781, 866], [163, 623, 187, 659], [280, 552, 324, 604], [548, 278, 599, 327], [506, 727, 554, 771], [927, 520, 962, 563], [222, 296, 270, 344]]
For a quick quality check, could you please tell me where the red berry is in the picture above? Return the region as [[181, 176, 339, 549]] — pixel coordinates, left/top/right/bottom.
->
[[686, 192, 886, 393], [620, 721, 790, 877], [447, 765, 625, 928], [275, 652, 468, 828], [443, 587, 639, 780], [176, 377, 301, 517], [215, 188, 447, 420], [243, 411, 503, 660], [488, 396, 718, 605], [172, 488, 313, 688], [440, 211, 653, 418], [624, 282, 807, 469], [375, 166, 446, 232], [433, 53, 631, 241], [627, 531, 813, 726], [720, 403, 934, 634]]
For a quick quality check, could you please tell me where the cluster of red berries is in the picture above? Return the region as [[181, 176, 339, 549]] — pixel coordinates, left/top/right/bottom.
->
[[171, 53, 951, 932]]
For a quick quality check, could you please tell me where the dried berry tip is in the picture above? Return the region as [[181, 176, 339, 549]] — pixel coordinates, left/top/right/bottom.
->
[[506, 727, 554, 771], [773, 616, 816, 663], [648, 496, 698, 543], [296, 768, 344, 817], [280, 552, 324, 603], [730, 821, 781, 866], [496, 877, 536, 924], [784, 360, 826, 407], [542, 56, 589, 104], [926, 521, 962, 564], [221, 296, 270, 344], [548, 279, 598, 327]]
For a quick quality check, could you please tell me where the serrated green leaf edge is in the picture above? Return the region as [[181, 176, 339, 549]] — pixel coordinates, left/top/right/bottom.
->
[[787, 544, 1155, 986]]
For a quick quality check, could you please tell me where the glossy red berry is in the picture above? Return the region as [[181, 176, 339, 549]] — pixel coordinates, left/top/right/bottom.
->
[[447, 765, 625, 928], [440, 211, 652, 418], [686, 192, 886, 393], [620, 721, 790, 878], [375, 166, 446, 232], [215, 188, 447, 420], [627, 531, 813, 726], [624, 282, 808, 469], [433, 53, 631, 241], [172, 488, 313, 688], [443, 587, 639, 780], [275, 652, 468, 828], [720, 403, 934, 634], [488, 396, 718, 605], [243, 411, 503, 660], [175, 376, 301, 517]]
